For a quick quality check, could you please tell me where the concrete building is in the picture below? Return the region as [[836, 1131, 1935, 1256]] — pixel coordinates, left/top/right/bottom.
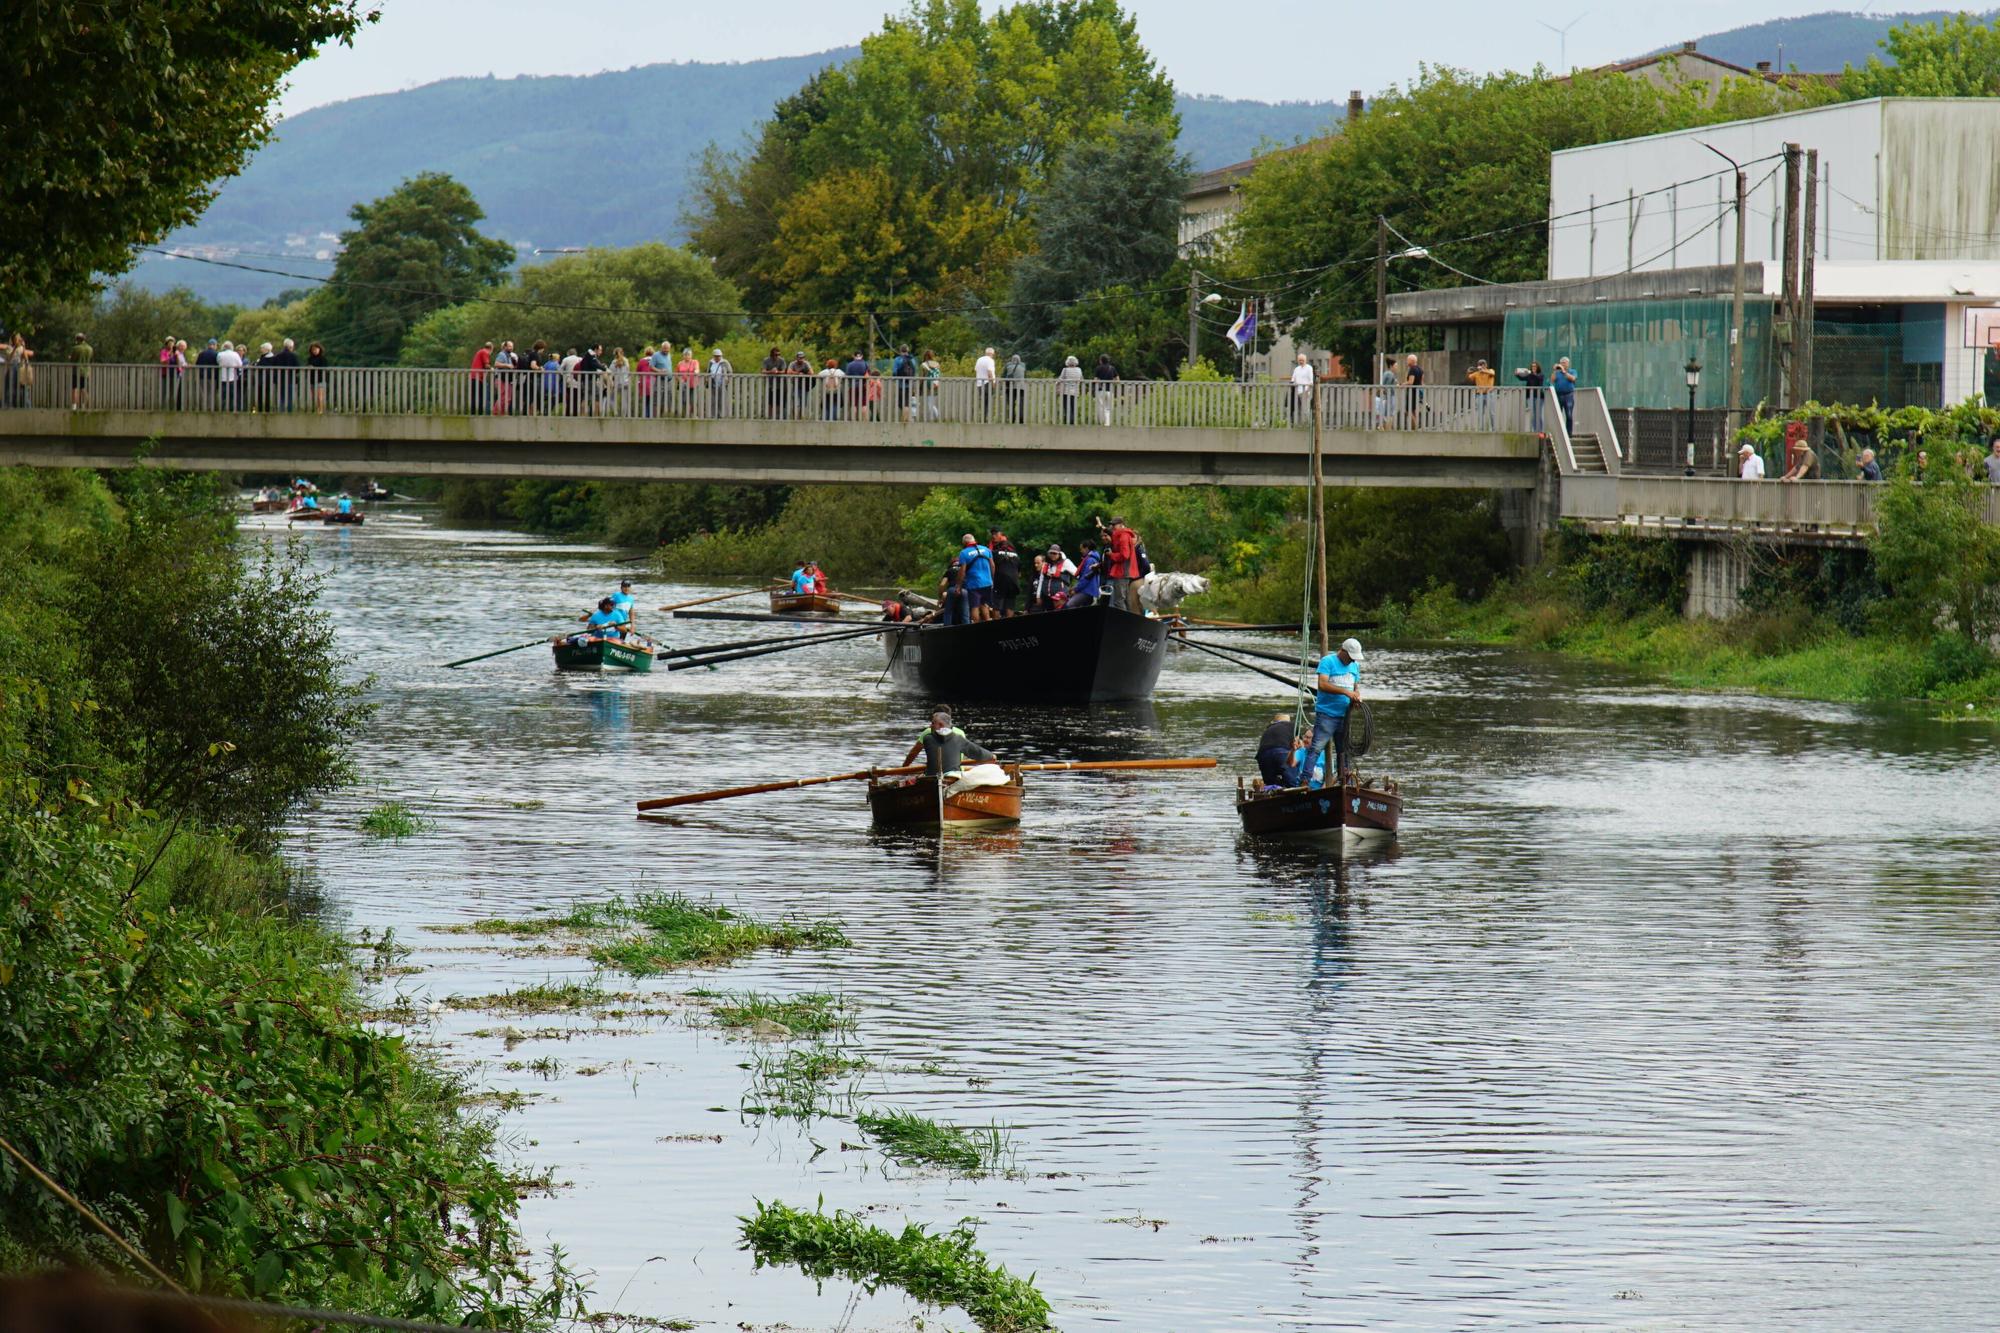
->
[[1387, 97, 2000, 418]]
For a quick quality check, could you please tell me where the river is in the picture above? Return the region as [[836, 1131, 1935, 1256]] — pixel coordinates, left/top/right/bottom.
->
[[264, 511, 2000, 1331]]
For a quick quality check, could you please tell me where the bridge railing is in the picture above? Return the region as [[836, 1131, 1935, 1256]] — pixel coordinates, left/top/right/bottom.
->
[[13, 363, 1544, 435]]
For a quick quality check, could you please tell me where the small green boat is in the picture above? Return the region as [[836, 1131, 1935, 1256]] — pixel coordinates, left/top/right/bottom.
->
[[551, 636, 656, 673]]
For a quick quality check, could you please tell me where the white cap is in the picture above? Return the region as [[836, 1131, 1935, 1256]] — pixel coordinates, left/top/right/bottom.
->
[[1340, 637, 1364, 661], [1738, 442, 1754, 454]]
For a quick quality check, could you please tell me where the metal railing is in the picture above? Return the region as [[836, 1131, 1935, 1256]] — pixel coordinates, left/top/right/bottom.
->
[[1, 363, 1548, 435], [1559, 474, 2000, 533]]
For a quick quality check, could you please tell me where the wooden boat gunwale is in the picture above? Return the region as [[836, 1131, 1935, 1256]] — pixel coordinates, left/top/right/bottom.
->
[[551, 634, 657, 673], [769, 590, 843, 617], [866, 763, 1023, 831]]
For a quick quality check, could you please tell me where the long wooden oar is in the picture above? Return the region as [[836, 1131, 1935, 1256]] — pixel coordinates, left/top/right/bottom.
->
[[1015, 758, 1217, 773], [443, 635, 568, 669], [667, 622, 893, 672], [656, 623, 884, 661], [1177, 636, 1312, 694], [1179, 637, 1314, 669], [656, 584, 783, 613], [637, 764, 925, 811]]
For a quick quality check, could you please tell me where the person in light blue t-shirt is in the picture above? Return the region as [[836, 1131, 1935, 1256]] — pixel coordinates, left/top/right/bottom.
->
[[609, 580, 636, 630], [789, 562, 814, 595], [1310, 636, 1364, 782], [956, 534, 995, 622], [577, 597, 623, 641], [336, 495, 353, 514]]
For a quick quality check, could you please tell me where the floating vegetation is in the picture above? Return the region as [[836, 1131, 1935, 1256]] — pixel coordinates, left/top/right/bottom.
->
[[445, 979, 626, 1014], [856, 1110, 1011, 1175], [743, 1044, 868, 1120], [692, 989, 852, 1039], [741, 1201, 1051, 1332], [359, 798, 434, 838], [438, 894, 848, 977]]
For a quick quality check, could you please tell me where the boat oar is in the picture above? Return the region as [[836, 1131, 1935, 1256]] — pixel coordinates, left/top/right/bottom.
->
[[1177, 636, 1312, 694], [666, 622, 895, 671], [637, 764, 925, 811], [1178, 636, 1315, 669], [655, 624, 885, 661], [655, 584, 783, 613], [1014, 758, 1217, 773], [442, 635, 572, 669]]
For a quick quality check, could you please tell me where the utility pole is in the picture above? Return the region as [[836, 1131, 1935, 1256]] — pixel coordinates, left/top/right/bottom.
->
[[1373, 216, 1389, 389], [1779, 143, 1801, 409], [1187, 268, 1201, 372], [1703, 143, 1750, 442], [1800, 149, 1819, 408]]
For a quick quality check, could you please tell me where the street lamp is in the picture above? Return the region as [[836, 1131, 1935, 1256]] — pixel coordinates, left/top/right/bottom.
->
[[1684, 357, 1702, 474]]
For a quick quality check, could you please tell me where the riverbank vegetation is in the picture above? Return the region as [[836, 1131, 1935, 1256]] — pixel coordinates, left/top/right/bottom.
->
[[455, 893, 850, 974], [0, 466, 582, 1324]]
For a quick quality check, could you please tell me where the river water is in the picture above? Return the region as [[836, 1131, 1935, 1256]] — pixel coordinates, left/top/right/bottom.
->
[[263, 511, 2000, 1331]]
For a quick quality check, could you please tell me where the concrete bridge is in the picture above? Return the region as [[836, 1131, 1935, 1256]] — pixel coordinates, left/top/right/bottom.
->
[[0, 364, 1543, 490]]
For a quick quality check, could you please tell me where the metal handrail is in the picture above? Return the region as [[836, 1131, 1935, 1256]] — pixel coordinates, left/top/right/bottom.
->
[[1, 363, 1545, 436]]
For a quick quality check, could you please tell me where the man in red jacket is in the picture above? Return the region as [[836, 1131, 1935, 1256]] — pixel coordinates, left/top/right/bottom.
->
[[1098, 514, 1141, 614]]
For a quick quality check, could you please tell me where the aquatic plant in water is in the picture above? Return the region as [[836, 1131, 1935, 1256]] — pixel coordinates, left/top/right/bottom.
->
[[856, 1110, 1011, 1175], [741, 1200, 1051, 1332], [358, 798, 433, 838]]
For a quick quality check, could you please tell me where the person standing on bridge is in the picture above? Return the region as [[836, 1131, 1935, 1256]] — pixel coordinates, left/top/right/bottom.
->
[[1289, 352, 1315, 425], [492, 342, 515, 416], [69, 333, 92, 410], [1094, 353, 1119, 426], [469, 342, 493, 415], [1737, 442, 1766, 480], [1058, 355, 1083, 424], [194, 339, 218, 410], [708, 347, 734, 418], [1513, 361, 1545, 433], [893, 346, 917, 421], [845, 350, 870, 419], [1552, 357, 1576, 434], [273, 338, 300, 413], [975, 347, 998, 421], [1401, 354, 1426, 430], [217, 341, 242, 411], [1467, 358, 1496, 429], [921, 350, 944, 421], [307, 343, 330, 413], [1003, 352, 1027, 423], [762, 346, 786, 419]]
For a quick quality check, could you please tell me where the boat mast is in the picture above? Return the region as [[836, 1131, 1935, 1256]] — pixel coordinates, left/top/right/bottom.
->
[[1311, 373, 1329, 656]]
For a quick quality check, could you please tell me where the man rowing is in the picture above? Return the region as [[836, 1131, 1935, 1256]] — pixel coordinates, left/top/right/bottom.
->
[[610, 579, 636, 630], [574, 597, 625, 641], [1312, 636, 1364, 784], [901, 709, 999, 792]]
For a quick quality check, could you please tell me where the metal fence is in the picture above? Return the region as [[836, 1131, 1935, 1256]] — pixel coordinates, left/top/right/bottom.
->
[[3, 363, 1548, 435]]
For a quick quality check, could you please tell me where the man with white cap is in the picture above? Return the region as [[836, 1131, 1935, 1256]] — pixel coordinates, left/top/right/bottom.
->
[[1311, 636, 1365, 784], [1737, 442, 1765, 480]]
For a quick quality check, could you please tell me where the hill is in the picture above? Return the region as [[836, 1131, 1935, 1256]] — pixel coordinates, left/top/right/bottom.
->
[[1646, 9, 1984, 73], [134, 50, 1339, 306]]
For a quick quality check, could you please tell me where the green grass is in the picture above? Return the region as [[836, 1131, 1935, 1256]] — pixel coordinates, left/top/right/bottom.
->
[[442, 894, 849, 975], [445, 978, 613, 1013], [741, 1201, 1051, 1332], [358, 799, 433, 838], [692, 989, 852, 1039], [856, 1109, 1011, 1175], [742, 1043, 869, 1120]]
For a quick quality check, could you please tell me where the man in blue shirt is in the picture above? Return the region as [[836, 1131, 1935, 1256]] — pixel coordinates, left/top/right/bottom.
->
[[608, 579, 637, 633], [789, 561, 814, 595], [335, 495, 353, 514], [956, 534, 996, 622], [578, 597, 624, 640], [1066, 540, 1104, 609], [1311, 636, 1363, 783]]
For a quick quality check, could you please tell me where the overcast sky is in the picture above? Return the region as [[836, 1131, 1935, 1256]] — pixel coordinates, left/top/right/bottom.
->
[[278, 0, 1884, 115]]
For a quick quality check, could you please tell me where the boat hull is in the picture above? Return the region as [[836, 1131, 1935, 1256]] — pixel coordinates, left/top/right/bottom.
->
[[250, 499, 287, 513], [770, 592, 842, 616], [881, 603, 1169, 703], [1236, 780, 1402, 841], [551, 638, 655, 673], [323, 511, 365, 525], [867, 770, 1023, 830], [286, 509, 326, 521]]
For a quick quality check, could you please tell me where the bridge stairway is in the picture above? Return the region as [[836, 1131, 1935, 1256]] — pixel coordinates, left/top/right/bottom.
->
[[1569, 433, 1609, 473]]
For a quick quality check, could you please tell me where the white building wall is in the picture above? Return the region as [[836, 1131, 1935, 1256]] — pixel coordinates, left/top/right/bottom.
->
[[1548, 100, 1886, 279]]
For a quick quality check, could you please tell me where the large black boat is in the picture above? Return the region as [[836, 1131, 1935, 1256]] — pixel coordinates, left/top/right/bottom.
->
[[881, 602, 1170, 703]]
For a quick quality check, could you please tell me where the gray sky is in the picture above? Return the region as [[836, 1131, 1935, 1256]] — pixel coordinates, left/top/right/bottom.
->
[[277, 0, 1870, 116]]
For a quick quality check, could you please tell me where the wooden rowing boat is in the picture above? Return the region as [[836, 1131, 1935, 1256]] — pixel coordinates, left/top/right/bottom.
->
[[286, 508, 327, 521], [250, 497, 287, 513], [769, 591, 843, 616], [866, 766, 1023, 831], [551, 636, 656, 673], [323, 510, 365, 525], [1234, 777, 1402, 841]]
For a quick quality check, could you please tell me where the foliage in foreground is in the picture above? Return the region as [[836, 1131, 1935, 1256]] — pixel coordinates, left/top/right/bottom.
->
[[455, 893, 850, 976], [0, 466, 571, 1323], [741, 1201, 1051, 1332]]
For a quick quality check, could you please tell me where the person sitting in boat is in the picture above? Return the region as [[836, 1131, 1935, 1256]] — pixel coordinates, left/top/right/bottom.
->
[[575, 597, 625, 641], [1256, 711, 1295, 788], [1311, 636, 1364, 784], [335, 494, 353, 515], [1066, 540, 1104, 610], [610, 579, 636, 629], [806, 561, 829, 595], [298, 493, 319, 511], [880, 598, 909, 622], [787, 560, 814, 596], [1289, 729, 1326, 791], [902, 709, 996, 778]]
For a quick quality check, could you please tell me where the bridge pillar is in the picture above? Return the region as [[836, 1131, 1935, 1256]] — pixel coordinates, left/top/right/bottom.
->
[[1683, 540, 1753, 619], [1497, 440, 1562, 568]]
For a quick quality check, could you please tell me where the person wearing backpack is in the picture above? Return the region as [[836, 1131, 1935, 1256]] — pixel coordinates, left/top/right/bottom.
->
[[892, 345, 917, 421], [1096, 514, 1143, 614]]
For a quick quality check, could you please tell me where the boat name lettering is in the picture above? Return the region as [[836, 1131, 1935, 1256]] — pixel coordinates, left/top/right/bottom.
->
[[1133, 638, 1157, 653], [996, 636, 1041, 651]]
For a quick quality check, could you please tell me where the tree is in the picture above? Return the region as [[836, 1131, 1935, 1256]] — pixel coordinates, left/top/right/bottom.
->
[[1228, 66, 1799, 368], [13, 283, 242, 363], [688, 0, 1177, 338], [1871, 464, 2000, 644], [397, 243, 741, 366], [313, 174, 514, 366], [1009, 123, 1189, 362], [1841, 13, 2000, 97], [1, 2, 370, 310]]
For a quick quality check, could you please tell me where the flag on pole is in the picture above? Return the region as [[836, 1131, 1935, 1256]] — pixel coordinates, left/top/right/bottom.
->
[[1226, 300, 1257, 350]]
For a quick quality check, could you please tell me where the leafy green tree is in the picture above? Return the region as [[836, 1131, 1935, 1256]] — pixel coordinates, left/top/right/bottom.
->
[[1, 2, 369, 309], [13, 284, 242, 364], [1229, 66, 1798, 366], [399, 243, 740, 366], [1010, 122, 1189, 362], [689, 0, 1176, 342], [224, 294, 326, 361], [1841, 13, 2000, 97], [1872, 464, 2000, 642], [314, 174, 514, 366]]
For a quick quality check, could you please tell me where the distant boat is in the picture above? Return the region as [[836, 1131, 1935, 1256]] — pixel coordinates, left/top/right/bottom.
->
[[551, 637, 655, 673], [323, 510, 365, 525], [286, 507, 327, 522], [1234, 777, 1402, 841], [881, 602, 1169, 703], [249, 495, 287, 513], [769, 590, 842, 616], [867, 767, 1023, 830]]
